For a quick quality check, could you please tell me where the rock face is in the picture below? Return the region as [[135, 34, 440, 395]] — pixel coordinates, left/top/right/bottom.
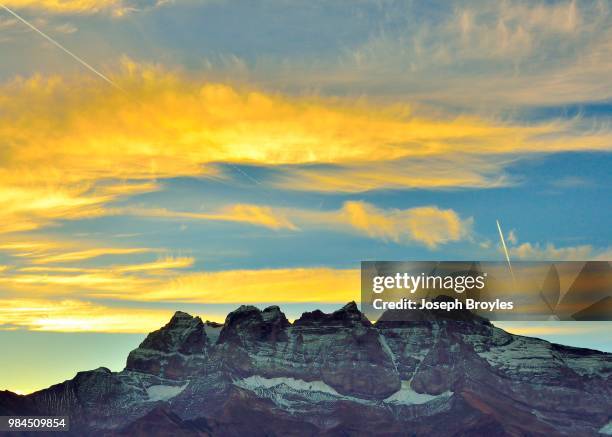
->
[[126, 311, 209, 380], [1, 303, 611, 436]]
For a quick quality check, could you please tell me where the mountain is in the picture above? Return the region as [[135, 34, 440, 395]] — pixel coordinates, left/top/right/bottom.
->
[[1, 300, 611, 436]]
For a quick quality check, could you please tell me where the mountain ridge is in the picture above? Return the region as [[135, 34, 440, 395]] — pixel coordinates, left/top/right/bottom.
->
[[1, 301, 611, 436]]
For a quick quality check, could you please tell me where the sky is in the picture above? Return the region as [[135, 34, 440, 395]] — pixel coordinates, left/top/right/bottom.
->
[[0, 0, 611, 394]]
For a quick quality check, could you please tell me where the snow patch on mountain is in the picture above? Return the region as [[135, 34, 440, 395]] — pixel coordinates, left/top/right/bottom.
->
[[384, 381, 452, 405], [235, 376, 452, 408], [236, 376, 341, 396], [146, 382, 188, 402], [600, 421, 612, 435]]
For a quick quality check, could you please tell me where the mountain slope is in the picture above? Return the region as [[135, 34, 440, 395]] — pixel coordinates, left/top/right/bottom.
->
[[1, 301, 611, 436]]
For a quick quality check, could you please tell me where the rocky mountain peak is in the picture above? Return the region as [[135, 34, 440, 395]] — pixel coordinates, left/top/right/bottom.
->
[[170, 310, 194, 321], [125, 311, 209, 379], [138, 311, 207, 354], [341, 300, 359, 312], [218, 305, 290, 345], [293, 301, 371, 327]]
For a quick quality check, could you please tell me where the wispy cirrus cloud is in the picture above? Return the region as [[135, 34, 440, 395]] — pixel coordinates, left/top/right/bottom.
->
[[0, 180, 158, 234], [272, 155, 515, 192], [112, 256, 194, 273], [502, 230, 610, 261], [0, 0, 165, 16], [126, 204, 297, 230], [240, 0, 611, 107], [508, 242, 594, 261], [28, 247, 155, 264]]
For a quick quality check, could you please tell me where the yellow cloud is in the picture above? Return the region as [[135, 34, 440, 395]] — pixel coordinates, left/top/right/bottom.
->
[[495, 322, 606, 337], [0, 271, 160, 297], [339, 201, 470, 248], [0, 298, 227, 333], [0, 0, 150, 15], [127, 204, 297, 230], [113, 256, 194, 273], [17, 256, 194, 273], [2, 62, 607, 183], [144, 267, 360, 303], [0, 179, 158, 234], [0, 260, 359, 304], [30, 247, 154, 264], [292, 201, 471, 248], [0, 239, 356, 305], [274, 155, 514, 192], [1, 61, 611, 235], [0, 239, 164, 267], [0, 240, 74, 260], [19, 266, 99, 273], [124, 200, 470, 247]]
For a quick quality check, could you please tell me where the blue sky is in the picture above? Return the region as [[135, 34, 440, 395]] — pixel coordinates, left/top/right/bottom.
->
[[0, 0, 610, 393]]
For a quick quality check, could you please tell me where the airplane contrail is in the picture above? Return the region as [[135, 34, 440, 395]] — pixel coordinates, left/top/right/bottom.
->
[[496, 219, 516, 283], [0, 3, 124, 93]]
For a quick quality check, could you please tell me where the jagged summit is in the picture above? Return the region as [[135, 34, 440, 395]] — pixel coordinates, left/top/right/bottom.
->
[[218, 304, 290, 345], [125, 311, 209, 378], [294, 300, 371, 327], [171, 310, 194, 319], [138, 311, 207, 354]]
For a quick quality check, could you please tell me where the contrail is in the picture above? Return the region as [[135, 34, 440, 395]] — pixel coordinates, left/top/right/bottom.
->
[[496, 219, 516, 283], [0, 3, 124, 92]]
